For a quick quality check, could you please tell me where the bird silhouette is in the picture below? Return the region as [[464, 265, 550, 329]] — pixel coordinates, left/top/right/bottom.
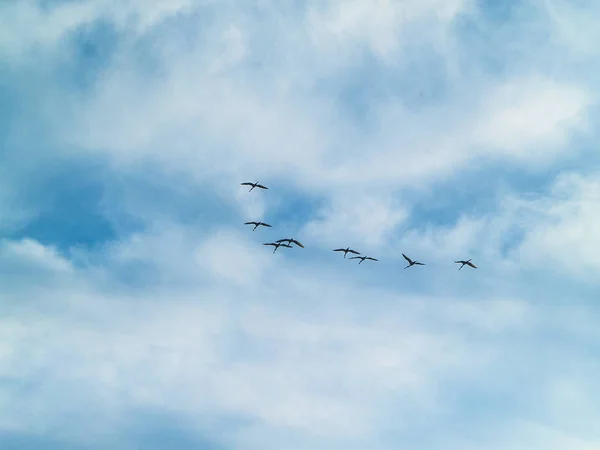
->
[[402, 253, 425, 269], [333, 247, 360, 258], [263, 242, 293, 253], [455, 259, 477, 270], [241, 182, 268, 192], [349, 256, 378, 264], [244, 221, 272, 231], [276, 238, 304, 248]]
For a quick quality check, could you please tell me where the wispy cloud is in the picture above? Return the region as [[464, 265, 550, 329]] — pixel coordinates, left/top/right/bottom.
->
[[2, 0, 600, 449]]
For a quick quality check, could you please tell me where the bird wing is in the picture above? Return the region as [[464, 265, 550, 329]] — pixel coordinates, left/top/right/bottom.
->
[[256, 184, 268, 189], [260, 223, 272, 227], [275, 238, 289, 243], [455, 260, 465, 264], [291, 239, 304, 248], [366, 257, 378, 261], [280, 244, 293, 248], [467, 262, 477, 268], [333, 248, 345, 252], [402, 253, 413, 264], [244, 221, 258, 225], [415, 262, 425, 265], [240, 182, 253, 186], [349, 256, 361, 260], [263, 243, 276, 247], [348, 249, 360, 254]]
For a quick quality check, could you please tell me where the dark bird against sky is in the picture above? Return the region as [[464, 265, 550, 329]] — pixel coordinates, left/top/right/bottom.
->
[[263, 242, 293, 253], [276, 238, 304, 248], [238, 183, 475, 277], [244, 221, 272, 231], [349, 256, 378, 264], [241, 182, 268, 191], [333, 247, 360, 258], [402, 253, 425, 269], [455, 259, 477, 270]]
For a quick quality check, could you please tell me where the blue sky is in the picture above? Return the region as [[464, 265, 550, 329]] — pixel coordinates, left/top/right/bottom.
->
[[2, 0, 600, 449]]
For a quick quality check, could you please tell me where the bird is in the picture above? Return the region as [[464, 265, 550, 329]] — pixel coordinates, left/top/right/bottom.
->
[[333, 247, 360, 258], [241, 182, 268, 192], [276, 238, 304, 248], [244, 221, 272, 231], [455, 259, 477, 270], [263, 242, 293, 253], [349, 256, 378, 264], [402, 253, 425, 269]]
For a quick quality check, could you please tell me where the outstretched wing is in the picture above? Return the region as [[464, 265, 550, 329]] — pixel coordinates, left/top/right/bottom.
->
[[263, 243, 276, 247], [241, 182, 253, 186], [280, 244, 293, 248], [276, 238, 289, 243], [245, 221, 258, 225], [348, 249, 360, 255], [415, 262, 425, 266], [256, 184, 268, 190], [466, 261, 477, 268], [366, 257, 378, 261], [454, 260, 465, 264], [402, 253, 413, 264], [333, 248, 345, 252], [260, 223, 272, 227], [291, 239, 304, 248], [349, 256, 361, 260]]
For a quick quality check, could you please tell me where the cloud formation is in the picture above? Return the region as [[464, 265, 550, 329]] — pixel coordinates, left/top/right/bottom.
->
[[2, 0, 600, 449]]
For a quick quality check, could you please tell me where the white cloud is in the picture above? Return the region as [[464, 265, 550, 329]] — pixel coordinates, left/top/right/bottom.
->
[[306, 0, 472, 64], [3, 0, 600, 448], [3, 235, 600, 450], [393, 216, 488, 261], [303, 191, 409, 250], [194, 228, 276, 287], [0, 237, 530, 448], [0, 0, 198, 64], [473, 77, 591, 159], [385, 170, 600, 285], [25, 0, 586, 262], [513, 173, 600, 281], [542, 0, 600, 59], [29, 0, 583, 197], [0, 238, 73, 273]]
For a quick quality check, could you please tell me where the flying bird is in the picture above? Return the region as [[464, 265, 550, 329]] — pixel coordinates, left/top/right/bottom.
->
[[244, 221, 272, 231], [333, 247, 360, 258], [402, 253, 425, 269], [455, 259, 477, 270], [240, 182, 268, 192], [263, 242, 293, 253], [349, 256, 378, 264], [276, 238, 304, 248]]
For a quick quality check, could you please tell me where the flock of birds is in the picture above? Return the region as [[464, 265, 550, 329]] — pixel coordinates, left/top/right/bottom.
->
[[240, 181, 478, 271]]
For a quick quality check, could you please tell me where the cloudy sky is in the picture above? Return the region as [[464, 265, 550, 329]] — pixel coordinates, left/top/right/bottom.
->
[[2, 0, 600, 449]]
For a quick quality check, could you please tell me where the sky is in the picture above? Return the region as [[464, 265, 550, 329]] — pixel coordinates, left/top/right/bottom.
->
[[2, 0, 600, 449]]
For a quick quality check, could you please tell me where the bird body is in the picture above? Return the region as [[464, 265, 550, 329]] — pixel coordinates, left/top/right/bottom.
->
[[333, 247, 360, 258], [276, 238, 304, 248], [244, 221, 272, 231], [241, 182, 268, 192], [402, 253, 425, 269], [455, 259, 477, 270], [349, 256, 378, 264], [264, 242, 293, 253]]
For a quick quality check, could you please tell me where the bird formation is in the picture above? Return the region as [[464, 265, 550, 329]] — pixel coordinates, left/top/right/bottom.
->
[[241, 181, 478, 271]]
